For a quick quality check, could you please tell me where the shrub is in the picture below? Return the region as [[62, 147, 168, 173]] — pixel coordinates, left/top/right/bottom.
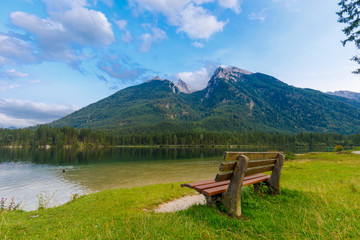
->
[[334, 145, 344, 152]]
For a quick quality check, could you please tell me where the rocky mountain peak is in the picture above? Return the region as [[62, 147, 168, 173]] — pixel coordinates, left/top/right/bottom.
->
[[205, 66, 253, 98], [213, 66, 252, 79], [176, 79, 193, 94], [207, 66, 252, 87]]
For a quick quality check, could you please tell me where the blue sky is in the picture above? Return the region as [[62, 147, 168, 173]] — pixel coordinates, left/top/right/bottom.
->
[[0, 0, 359, 128]]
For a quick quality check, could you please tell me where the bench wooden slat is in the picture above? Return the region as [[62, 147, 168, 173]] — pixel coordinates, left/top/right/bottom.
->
[[180, 179, 215, 188], [249, 159, 276, 168], [195, 173, 268, 192], [245, 164, 274, 176], [215, 172, 233, 182], [194, 180, 230, 191], [224, 152, 279, 161], [219, 162, 237, 171], [219, 159, 277, 171], [202, 175, 271, 196]]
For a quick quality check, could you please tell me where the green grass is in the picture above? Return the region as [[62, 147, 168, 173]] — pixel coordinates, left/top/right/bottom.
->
[[352, 146, 360, 151], [1, 152, 360, 239]]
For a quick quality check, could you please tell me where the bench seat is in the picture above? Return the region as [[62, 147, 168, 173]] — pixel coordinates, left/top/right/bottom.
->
[[182, 173, 270, 196]]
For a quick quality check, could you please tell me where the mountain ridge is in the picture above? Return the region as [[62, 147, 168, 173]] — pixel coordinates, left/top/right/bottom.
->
[[327, 90, 360, 100], [50, 66, 360, 134]]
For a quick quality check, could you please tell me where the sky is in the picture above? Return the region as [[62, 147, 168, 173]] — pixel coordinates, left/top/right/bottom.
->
[[0, 0, 359, 128]]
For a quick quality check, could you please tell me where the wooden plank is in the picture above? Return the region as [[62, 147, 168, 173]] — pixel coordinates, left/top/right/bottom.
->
[[195, 180, 230, 192], [245, 165, 274, 176], [195, 174, 268, 192], [215, 170, 270, 182], [202, 185, 228, 196], [215, 172, 232, 182], [219, 162, 236, 171], [202, 175, 270, 196], [220, 159, 277, 171], [224, 152, 280, 161], [243, 173, 268, 180], [248, 159, 276, 168], [180, 179, 215, 188], [242, 175, 270, 186]]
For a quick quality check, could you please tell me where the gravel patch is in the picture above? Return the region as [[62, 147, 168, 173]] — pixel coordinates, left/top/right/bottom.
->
[[155, 194, 206, 213]]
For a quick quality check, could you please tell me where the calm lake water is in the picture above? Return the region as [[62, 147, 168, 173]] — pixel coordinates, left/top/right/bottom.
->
[[0, 146, 324, 211]]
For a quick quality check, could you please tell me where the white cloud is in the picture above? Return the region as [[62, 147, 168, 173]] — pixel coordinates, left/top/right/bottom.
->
[[0, 34, 35, 64], [0, 81, 21, 91], [176, 67, 211, 90], [115, 19, 127, 30], [9, 1, 115, 65], [178, 4, 226, 39], [139, 24, 167, 52], [192, 41, 204, 48], [114, 19, 133, 43], [122, 30, 133, 43], [5, 69, 29, 78], [218, 0, 241, 14], [175, 61, 219, 90], [0, 98, 78, 128], [130, 0, 227, 39], [248, 9, 267, 22], [0, 113, 40, 128]]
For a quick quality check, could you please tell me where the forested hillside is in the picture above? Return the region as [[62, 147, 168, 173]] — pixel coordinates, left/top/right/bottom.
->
[[50, 66, 360, 134]]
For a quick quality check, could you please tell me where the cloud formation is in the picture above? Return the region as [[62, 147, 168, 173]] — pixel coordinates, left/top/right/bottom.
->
[[248, 9, 267, 22], [175, 63, 218, 90], [4, 69, 29, 78], [0, 81, 21, 91], [139, 24, 167, 52], [130, 0, 229, 39], [8, 0, 115, 66], [98, 54, 154, 83], [0, 34, 35, 64], [192, 41, 205, 48], [0, 98, 78, 128], [218, 0, 241, 14]]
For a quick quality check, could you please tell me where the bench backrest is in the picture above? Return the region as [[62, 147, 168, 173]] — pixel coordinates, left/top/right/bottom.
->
[[215, 152, 283, 182]]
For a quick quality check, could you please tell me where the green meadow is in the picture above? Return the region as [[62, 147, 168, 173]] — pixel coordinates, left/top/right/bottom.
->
[[1, 152, 360, 239]]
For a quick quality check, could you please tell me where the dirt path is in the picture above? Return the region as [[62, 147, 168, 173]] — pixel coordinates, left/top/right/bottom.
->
[[155, 194, 206, 213]]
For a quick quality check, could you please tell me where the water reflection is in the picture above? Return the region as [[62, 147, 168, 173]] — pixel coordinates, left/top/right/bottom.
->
[[0, 146, 326, 211]]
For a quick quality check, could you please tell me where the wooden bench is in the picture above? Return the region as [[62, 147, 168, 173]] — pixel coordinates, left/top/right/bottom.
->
[[181, 152, 285, 217]]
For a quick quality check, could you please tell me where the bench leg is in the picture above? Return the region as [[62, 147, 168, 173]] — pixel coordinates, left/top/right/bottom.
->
[[221, 156, 249, 218], [253, 183, 261, 194], [268, 153, 285, 195], [205, 195, 221, 207]]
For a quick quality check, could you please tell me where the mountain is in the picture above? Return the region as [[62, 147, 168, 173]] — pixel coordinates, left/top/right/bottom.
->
[[327, 90, 360, 100], [50, 66, 360, 134], [326, 90, 360, 109]]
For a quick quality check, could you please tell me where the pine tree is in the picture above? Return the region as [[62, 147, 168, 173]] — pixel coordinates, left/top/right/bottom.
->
[[338, 0, 360, 73]]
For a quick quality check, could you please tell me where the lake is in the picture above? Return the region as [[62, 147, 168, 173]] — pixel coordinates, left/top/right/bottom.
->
[[0, 146, 324, 211]]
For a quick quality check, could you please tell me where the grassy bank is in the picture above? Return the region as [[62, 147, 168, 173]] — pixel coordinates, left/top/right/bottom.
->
[[1, 152, 360, 239]]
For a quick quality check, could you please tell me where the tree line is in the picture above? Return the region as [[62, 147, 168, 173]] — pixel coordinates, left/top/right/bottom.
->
[[0, 125, 359, 149]]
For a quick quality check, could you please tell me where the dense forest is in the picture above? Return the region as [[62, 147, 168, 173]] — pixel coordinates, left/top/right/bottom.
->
[[1, 126, 359, 149]]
